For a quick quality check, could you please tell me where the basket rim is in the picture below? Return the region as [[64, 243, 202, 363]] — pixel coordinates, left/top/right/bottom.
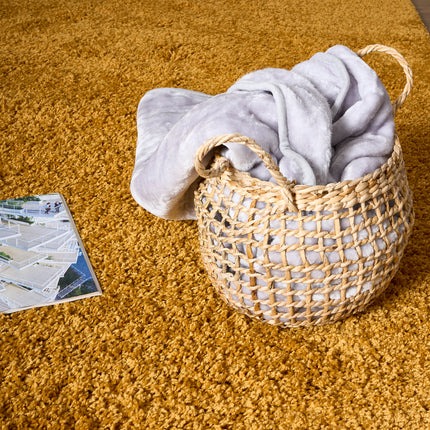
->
[[198, 135, 405, 212]]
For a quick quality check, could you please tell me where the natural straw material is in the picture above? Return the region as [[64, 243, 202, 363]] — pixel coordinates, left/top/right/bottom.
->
[[194, 45, 414, 327]]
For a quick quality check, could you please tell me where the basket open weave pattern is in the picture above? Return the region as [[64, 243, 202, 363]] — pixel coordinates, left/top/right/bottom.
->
[[194, 45, 414, 327]]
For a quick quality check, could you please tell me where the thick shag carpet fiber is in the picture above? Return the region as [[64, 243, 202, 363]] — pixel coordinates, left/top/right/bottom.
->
[[1, 0, 430, 428]]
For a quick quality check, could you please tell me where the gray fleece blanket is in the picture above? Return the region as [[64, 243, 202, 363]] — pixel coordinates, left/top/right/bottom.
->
[[130, 45, 394, 220]]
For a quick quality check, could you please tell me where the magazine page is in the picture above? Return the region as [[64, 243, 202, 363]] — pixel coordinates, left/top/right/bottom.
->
[[0, 193, 102, 313]]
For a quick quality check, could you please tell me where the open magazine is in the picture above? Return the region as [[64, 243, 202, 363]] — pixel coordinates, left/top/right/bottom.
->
[[0, 193, 102, 313]]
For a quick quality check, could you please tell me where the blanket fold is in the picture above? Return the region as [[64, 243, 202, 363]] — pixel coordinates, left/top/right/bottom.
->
[[130, 45, 394, 220]]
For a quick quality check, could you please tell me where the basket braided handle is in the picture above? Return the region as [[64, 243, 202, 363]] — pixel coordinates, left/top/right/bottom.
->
[[356, 44, 413, 117], [194, 133, 298, 211], [194, 45, 412, 213]]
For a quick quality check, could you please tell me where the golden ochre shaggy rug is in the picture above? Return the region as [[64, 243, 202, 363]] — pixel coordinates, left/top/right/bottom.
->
[[1, 0, 430, 428]]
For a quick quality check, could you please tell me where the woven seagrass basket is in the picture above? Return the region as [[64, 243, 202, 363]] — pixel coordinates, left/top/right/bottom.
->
[[193, 45, 414, 327]]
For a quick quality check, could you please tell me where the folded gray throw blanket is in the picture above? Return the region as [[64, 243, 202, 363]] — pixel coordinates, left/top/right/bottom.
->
[[131, 45, 394, 220]]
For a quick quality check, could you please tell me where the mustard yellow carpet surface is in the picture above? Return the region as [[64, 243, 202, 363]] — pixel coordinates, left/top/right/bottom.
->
[[1, 0, 430, 428]]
